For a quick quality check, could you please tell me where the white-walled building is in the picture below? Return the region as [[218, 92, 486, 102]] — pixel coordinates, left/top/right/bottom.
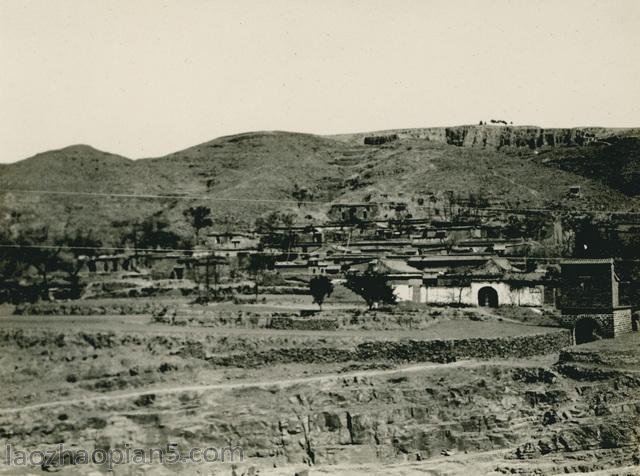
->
[[422, 280, 544, 307], [386, 257, 546, 307]]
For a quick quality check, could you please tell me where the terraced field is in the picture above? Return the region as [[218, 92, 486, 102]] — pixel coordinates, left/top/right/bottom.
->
[[1, 303, 638, 475]]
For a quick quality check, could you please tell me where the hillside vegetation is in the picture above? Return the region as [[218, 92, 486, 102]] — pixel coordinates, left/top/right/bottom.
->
[[1, 126, 639, 244]]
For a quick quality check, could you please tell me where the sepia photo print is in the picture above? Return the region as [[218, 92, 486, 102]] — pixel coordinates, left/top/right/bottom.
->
[[1, 1, 639, 474]]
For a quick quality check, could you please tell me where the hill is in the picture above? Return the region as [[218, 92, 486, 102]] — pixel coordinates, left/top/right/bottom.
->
[[1, 126, 639, 245]]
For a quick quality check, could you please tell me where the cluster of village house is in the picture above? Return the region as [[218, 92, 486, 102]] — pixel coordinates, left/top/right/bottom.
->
[[76, 203, 623, 309], [78, 201, 637, 343], [82, 203, 549, 306]]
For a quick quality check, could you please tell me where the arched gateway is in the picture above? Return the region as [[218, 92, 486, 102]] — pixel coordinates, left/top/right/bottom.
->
[[573, 318, 602, 345], [478, 286, 499, 307]]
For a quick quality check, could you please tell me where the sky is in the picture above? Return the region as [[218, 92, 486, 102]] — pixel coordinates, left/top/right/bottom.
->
[[1, 0, 639, 163]]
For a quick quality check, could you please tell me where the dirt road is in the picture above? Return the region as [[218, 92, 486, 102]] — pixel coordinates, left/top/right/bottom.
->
[[0, 359, 541, 415]]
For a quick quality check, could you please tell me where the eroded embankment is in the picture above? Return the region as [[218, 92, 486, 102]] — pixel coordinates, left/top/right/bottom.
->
[[2, 353, 640, 475], [2, 327, 639, 474]]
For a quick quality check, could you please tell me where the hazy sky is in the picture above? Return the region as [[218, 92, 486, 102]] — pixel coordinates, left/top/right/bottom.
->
[[1, 0, 639, 163]]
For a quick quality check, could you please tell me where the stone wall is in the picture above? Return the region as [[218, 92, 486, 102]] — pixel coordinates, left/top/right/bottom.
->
[[14, 301, 166, 316], [556, 313, 615, 339], [151, 308, 352, 329], [556, 308, 634, 340], [268, 316, 340, 331], [355, 331, 572, 363], [613, 308, 633, 336], [210, 330, 572, 367]]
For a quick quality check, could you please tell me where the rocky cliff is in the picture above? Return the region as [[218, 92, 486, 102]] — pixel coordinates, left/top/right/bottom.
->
[[333, 125, 640, 150]]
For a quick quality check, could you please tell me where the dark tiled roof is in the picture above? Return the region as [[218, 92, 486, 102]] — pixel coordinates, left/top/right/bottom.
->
[[409, 255, 489, 262], [561, 258, 614, 264]]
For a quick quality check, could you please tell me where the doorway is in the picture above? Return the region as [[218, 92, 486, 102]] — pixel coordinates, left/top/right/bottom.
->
[[478, 286, 499, 307]]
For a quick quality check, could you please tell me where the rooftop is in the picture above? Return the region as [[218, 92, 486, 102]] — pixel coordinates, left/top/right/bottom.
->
[[409, 255, 490, 263], [561, 258, 614, 265], [378, 259, 423, 275]]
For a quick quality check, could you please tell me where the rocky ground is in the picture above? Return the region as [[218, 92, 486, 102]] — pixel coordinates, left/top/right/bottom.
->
[[0, 307, 638, 475]]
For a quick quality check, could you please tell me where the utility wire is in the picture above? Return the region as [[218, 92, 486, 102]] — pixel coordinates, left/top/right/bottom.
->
[[0, 189, 323, 205], [1, 188, 640, 215], [1, 244, 640, 262], [0, 244, 203, 254]]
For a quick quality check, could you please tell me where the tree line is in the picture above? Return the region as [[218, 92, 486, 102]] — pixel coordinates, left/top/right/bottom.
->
[[0, 206, 215, 302]]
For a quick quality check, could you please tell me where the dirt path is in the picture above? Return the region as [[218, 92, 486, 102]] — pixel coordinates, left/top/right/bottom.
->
[[491, 170, 541, 198], [0, 359, 534, 415], [474, 306, 524, 324], [262, 447, 514, 475]]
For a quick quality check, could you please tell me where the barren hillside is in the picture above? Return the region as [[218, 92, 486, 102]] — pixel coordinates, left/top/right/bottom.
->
[[1, 126, 639, 243]]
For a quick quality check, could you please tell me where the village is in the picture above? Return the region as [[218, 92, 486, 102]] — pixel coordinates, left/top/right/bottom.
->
[[3, 187, 635, 347]]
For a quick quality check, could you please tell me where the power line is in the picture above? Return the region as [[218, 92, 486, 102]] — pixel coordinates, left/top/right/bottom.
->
[[0, 244, 202, 254], [478, 207, 640, 215], [2, 244, 640, 263], [509, 256, 640, 262], [2, 188, 639, 215], [0, 188, 607, 212], [0, 189, 325, 205]]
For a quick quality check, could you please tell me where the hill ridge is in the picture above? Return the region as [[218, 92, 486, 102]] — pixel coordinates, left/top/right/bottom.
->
[[6, 125, 640, 165], [1, 127, 639, 244]]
